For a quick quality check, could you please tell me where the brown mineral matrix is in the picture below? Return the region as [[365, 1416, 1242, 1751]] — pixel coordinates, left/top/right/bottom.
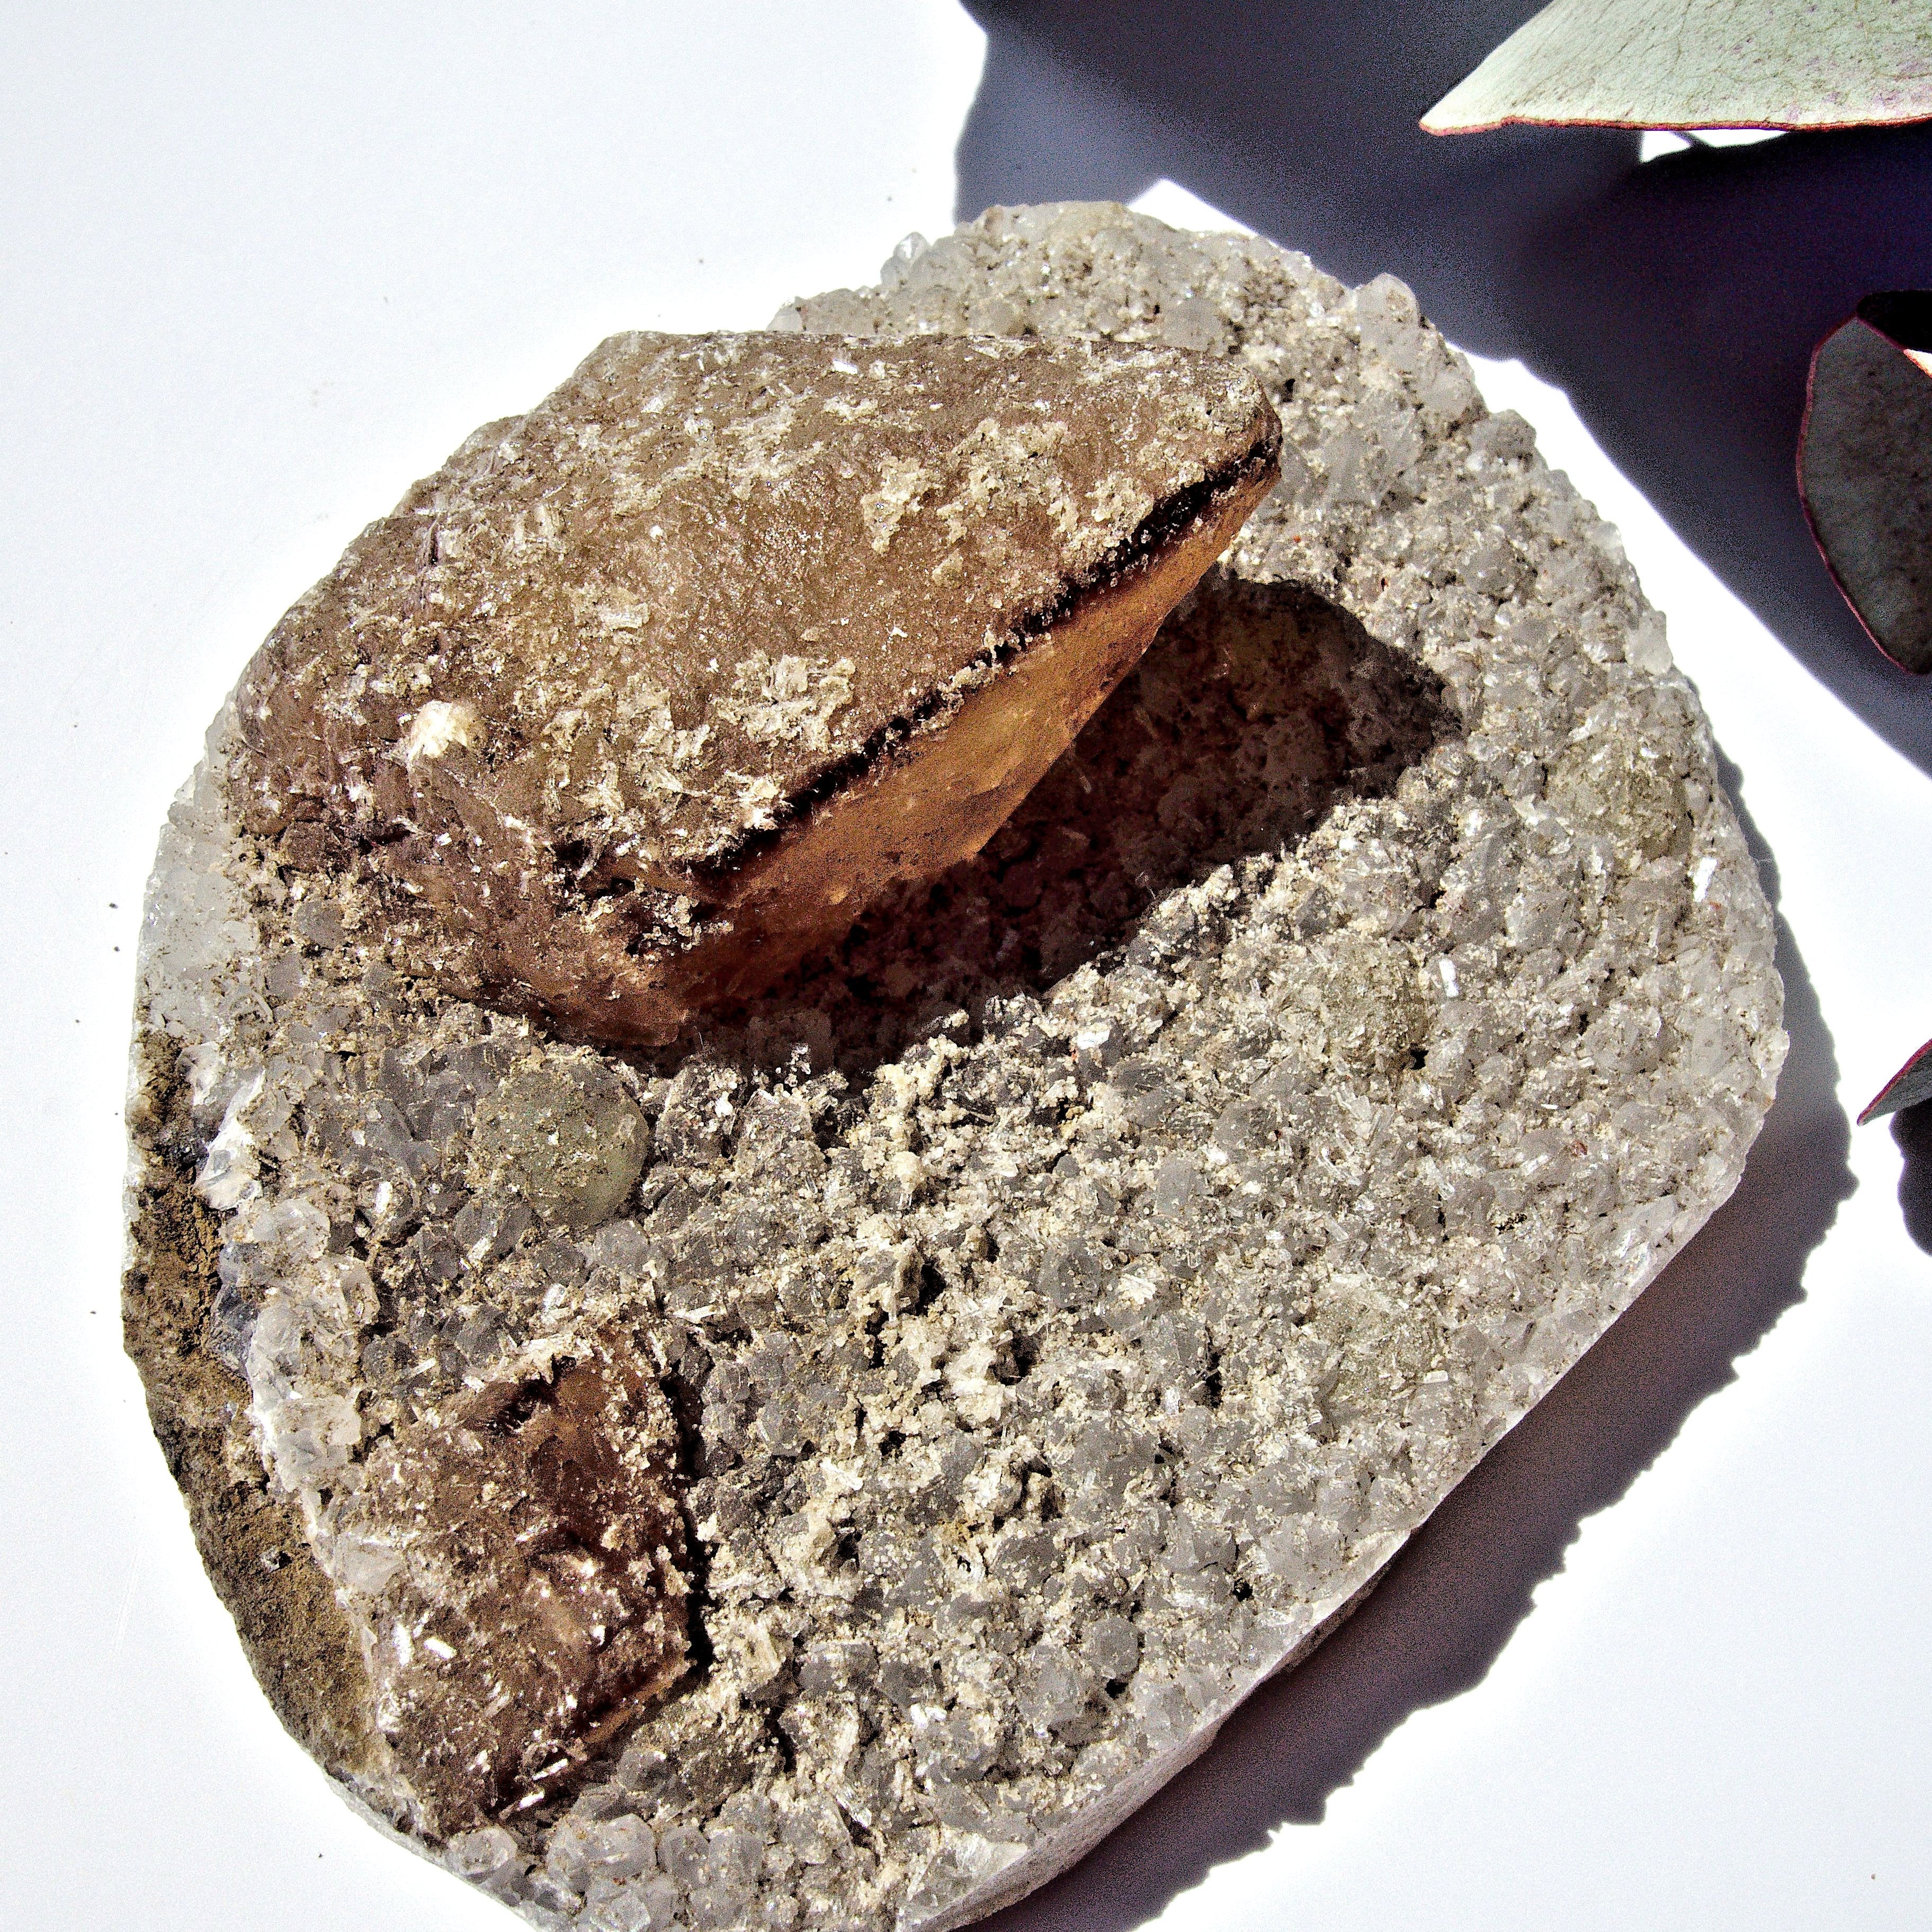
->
[[228, 330, 1280, 1043], [336, 1332, 690, 1835]]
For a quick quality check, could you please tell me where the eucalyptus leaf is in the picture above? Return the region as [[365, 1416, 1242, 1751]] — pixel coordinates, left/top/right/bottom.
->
[[1799, 293, 1932, 674], [1860, 1037, 1932, 1124], [1424, 0, 1932, 134]]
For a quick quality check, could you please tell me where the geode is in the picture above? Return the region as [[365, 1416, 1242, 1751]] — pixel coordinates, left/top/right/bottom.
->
[[124, 202, 1784, 1932]]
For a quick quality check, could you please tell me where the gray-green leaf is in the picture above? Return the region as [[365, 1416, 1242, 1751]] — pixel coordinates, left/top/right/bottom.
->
[[1424, 0, 1932, 134]]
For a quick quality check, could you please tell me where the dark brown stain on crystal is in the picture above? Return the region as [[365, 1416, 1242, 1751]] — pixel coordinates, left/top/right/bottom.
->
[[120, 1037, 387, 1796]]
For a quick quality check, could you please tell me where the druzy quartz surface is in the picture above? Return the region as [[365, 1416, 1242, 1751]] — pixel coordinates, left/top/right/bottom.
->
[[124, 203, 1784, 1931]]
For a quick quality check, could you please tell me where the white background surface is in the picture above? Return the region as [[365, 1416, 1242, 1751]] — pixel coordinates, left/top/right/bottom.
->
[[3, 6, 1928, 1929]]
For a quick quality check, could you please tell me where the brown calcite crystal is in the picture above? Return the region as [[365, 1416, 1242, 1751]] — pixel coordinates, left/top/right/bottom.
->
[[229, 332, 1280, 1043], [330, 1331, 689, 1834]]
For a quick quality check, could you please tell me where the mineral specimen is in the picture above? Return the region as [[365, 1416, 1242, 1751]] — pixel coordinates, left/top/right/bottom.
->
[[228, 332, 1278, 1045], [125, 203, 1784, 1931]]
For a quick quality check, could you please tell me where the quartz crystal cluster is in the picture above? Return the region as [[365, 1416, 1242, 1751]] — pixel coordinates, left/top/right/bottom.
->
[[124, 203, 1784, 1932]]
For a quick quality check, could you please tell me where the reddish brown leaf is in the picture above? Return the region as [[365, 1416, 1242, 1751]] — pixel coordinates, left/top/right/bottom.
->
[[1860, 1037, 1932, 1124]]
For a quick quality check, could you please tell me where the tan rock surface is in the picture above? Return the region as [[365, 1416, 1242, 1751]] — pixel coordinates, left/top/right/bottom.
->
[[229, 332, 1278, 1044]]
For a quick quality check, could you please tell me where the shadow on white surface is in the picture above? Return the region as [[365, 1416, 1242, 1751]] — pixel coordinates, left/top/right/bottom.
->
[[1889, 1104, 1932, 1256], [953, 1, 1932, 783], [982, 768, 1851, 1930]]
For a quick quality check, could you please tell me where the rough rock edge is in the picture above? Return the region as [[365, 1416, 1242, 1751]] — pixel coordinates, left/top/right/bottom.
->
[[121, 731, 395, 1820]]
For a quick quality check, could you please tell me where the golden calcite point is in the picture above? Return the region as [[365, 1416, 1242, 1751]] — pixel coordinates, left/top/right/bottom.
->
[[231, 330, 1280, 1042]]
